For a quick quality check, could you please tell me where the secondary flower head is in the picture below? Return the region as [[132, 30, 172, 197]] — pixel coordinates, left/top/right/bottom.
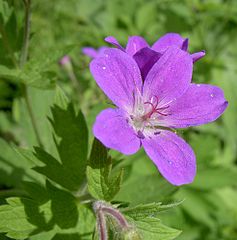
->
[[90, 38, 228, 186], [82, 47, 108, 59], [86, 33, 205, 80]]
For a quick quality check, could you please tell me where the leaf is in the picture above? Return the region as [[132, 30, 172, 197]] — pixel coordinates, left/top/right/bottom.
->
[[191, 167, 237, 190], [0, 65, 20, 83], [135, 2, 157, 32], [12, 87, 56, 150], [0, 182, 95, 240], [0, 46, 74, 89], [117, 174, 177, 205], [0, 139, 44, 189], [0, 197, 52, 239], [87, 138, 124, 201], [46, 181, 78, 229], [0, 0, 13, 25], [175, 188, 216, 229], [20, 45, 74, 89], [32, 101, 88, 191], [127, 216, 181, 240], [122, 201, 182, 221]]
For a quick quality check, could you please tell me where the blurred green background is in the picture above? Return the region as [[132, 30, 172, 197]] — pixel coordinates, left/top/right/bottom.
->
[[0, 0, 237, 239]]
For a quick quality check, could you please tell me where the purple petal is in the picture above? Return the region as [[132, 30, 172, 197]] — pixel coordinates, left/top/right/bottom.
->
[[82, 47, 108, 59], [164, 84, 228, 128], [104, 36, 125, 51], [143, 46, 193, 105], [142, 131, 196, 185], [133, 47, 161, 80], [82, 47, 98, 58], [182, 38, 189, 51], [59, 55, 71, 65], [125, 36, 149, 56], [90, 48, 143, 110], [191, 51, 205, 62], [152, 33, 185, 53], [93, 108, 141, 155]]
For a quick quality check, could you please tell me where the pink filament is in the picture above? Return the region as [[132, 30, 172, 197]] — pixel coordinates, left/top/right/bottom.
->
[[143, 96, 169, 119]]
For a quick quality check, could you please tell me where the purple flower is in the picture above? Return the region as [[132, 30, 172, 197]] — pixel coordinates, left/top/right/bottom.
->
[[82, 47, 108, 59], [59, 55, 71, 66], [90, 45, 228, 186], [105, 33, 205, 79]]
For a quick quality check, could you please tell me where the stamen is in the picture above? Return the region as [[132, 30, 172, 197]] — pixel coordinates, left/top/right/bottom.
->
[[143, 95, 170, 119]]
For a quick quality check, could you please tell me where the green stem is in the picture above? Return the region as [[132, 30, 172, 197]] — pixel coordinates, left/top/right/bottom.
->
[[20, 0, 43, 148], [23, 86, 44, 148], [20, 0, 31, 68]]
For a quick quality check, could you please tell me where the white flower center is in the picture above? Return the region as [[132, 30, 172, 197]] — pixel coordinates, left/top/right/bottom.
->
[[128, 95, 170, 138]]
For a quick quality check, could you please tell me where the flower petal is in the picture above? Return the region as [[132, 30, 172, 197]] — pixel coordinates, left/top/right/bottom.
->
[[143, 46, 193, 105], [191, 51, 205, 62], [126, 36, 149, 56], [104, 36, 125, 51], [82, 47, 108, 59], [142, 131, 196, 185], [133, 47, 161, 80], [90, 48, 143, 110], [93, 108, 141, 155], [164, 84, 228, 128], [82, 47, 98, 58], [152, 33, 185, 53]]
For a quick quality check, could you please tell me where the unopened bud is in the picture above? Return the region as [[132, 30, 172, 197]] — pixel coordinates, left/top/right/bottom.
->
[[59, 55, 73, 72], [122, 227, 142, 240]]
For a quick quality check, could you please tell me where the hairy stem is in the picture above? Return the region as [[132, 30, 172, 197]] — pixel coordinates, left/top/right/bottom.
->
[[102, 206, 129, 228], [97, 208, 108, 240], [20, 0, 43, 148], [93, 201, 131, 240]]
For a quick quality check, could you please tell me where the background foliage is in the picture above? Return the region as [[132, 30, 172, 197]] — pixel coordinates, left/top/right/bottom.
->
[[0, 0, 237, 239]]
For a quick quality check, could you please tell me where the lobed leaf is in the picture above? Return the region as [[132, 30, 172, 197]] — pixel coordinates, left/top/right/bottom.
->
[[87, 138, 124, 201]]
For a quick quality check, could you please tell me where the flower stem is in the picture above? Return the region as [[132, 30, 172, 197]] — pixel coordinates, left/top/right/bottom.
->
[[102, 206, 129, 228], [23, 86, 44, 148], [20, 0, 43, 148], [93, 201, 131, 240], [20, 0, 31, 68]]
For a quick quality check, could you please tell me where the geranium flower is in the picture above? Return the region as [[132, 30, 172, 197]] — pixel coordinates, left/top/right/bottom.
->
[[90, 46, 227, 186], [105, 33, 205, 79], [82, 47, 108, 59]]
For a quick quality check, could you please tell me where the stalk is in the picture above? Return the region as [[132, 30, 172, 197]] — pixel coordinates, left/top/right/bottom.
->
[[20, 0, 43, 148]]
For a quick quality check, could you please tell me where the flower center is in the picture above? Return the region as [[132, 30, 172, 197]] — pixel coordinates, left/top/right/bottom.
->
[[142, 96, 169, 120], [129, 95, 170, 137]]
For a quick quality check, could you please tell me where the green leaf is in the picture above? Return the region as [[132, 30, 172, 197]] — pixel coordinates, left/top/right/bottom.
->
[[117, 174, 177, 205], [0, 139, 44, 190], [12, 87, 56, 150], [87, 138, 124, 201], [175, 188, 216, 229], [0, 197, 52, 239], [32, 101, 88, 191], [122, 201, 182, 221], [0, 0, 13, 25], [127, 216, 181, 240], [20, 45, 74, 89], [0, 46, 74, 89], [135, 2, 157, 32], [0, 182, 95, 240], [191, 167, 237, 190], [0, 65, 20, 83]]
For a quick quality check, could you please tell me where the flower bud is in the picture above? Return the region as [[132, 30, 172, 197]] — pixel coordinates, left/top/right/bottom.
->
[[122, 227, 142, 240]]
